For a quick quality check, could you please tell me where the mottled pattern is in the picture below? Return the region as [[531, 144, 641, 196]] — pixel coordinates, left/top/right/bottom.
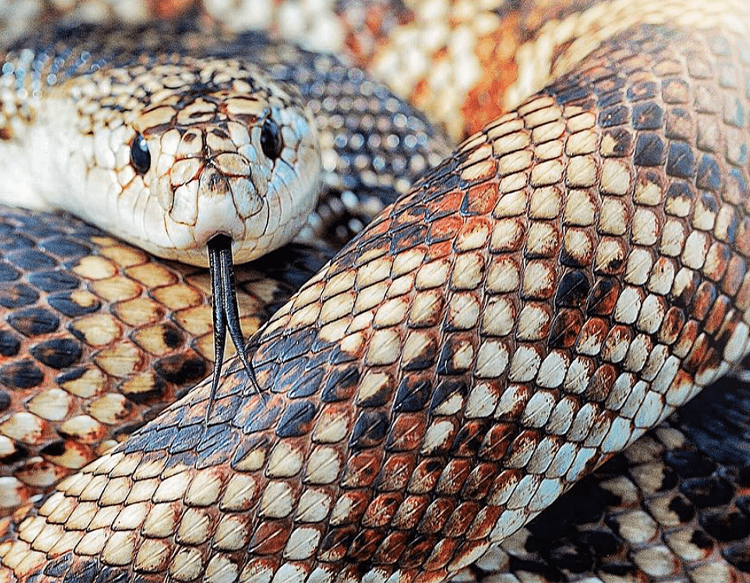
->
[[0, 27, 451, 516], [452, 368, 750, 583], [0, 20, 747, 583], [0, 206, 330, 514]]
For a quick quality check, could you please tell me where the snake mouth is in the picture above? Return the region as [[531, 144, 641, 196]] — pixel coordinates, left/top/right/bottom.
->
[[206, 234, 259, 409]]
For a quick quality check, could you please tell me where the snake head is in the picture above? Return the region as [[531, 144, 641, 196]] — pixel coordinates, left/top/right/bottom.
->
[[62, 57, 322, 268], [54, 56, 323, 393]]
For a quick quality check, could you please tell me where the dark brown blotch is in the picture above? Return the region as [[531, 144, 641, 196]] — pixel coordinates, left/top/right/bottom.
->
[[0, 359, 44, 389], [30, 338, 82, 369], [555, 270, 590, 309], [350, 410, 389, 448], [7, 307, 59, 336], [154, 352, 207, 384], [0, 329, 20, 357]]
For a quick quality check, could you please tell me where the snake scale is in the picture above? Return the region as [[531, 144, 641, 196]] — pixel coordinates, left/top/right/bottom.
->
[[0, 19, 450, 510], [0, 1, 749, 582]]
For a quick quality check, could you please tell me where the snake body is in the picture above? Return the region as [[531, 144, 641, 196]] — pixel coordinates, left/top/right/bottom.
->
[[0, 24, 450, 516], [0, 22, 452, 401], [0, 2, 750, 583]]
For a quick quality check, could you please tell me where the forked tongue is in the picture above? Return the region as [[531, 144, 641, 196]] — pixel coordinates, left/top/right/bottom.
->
[[206, 235, 258, 411]]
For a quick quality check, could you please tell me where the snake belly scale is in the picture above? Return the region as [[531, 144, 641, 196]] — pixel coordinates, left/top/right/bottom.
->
[[0, 4, 749, 583]]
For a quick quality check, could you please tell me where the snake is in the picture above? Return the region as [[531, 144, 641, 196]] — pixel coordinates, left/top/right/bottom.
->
[[0, 18, 450, 512], [0, 0, 748, 582]]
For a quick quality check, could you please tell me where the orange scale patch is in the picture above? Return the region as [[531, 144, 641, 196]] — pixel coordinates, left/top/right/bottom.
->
[[462, 19, 522, 137]]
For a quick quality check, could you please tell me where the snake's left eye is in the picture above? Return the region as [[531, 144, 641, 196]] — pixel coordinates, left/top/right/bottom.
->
[[260, 117, 282, 160], [130, 133, 151, 174]]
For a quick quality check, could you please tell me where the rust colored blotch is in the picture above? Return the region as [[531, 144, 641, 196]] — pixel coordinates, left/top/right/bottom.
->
[[248, 521, 291, 555], [659, 307, 687, 344], [386, 413, 426, 452], [437, 458, 472, 496], [318, 527, 355, 563], [444, 501, 481, 537], [586, 278, 620, 316], [462, 182, 499, 215], [427, 215, 463, 244], [399, 534, 439, 568], [462, 463, 496, 501], [372, 531, 410, 565], [477, 422, 515, 461], [408, 458, 444, 494], [691, 281, 718, 322], [548, 309, 584, 349], [417, 497, 455, 534], [703, 295, 731, 336], [451, 420, 488, 458], [377, 453, 416, 492], [466, 504, 503, 539], [461, 15, 521, 136], [342, 451, 381, 488], [363, 492, 403, 527], [347, 527, 385, 562]]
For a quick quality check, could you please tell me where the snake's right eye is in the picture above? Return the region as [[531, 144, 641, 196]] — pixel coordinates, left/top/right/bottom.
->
[[260, 117, 283, 160], [130, 133, 151, 174]]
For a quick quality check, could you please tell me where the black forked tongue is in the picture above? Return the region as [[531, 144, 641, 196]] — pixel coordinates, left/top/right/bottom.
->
[[207, 235, 259, 409]]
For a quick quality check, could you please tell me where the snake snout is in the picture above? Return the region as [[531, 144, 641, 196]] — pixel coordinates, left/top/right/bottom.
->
[[163, 159, 263, 252], [201, 161, 264, 218]]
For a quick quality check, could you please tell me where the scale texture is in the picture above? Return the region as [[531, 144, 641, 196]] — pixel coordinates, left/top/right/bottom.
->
[[0, 25, 450, 516], [0, 15, 748, 583], [452, 367, 750, 583], [0, 2, 749, 583]]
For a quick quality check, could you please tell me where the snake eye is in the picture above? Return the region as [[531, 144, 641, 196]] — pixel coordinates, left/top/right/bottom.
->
[[130, 133, 151, 174], [260, 117, 282, 160]]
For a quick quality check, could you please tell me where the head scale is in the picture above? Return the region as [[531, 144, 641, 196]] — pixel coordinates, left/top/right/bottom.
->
[[56, 55, 321, 267]]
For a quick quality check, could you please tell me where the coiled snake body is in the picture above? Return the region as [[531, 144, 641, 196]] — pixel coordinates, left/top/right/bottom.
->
[[0, 2, 750, 583]]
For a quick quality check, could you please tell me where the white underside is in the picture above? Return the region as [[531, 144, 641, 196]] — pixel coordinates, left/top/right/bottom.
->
[[0, 139, 55, 211], [0, 99, 80, 214]]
